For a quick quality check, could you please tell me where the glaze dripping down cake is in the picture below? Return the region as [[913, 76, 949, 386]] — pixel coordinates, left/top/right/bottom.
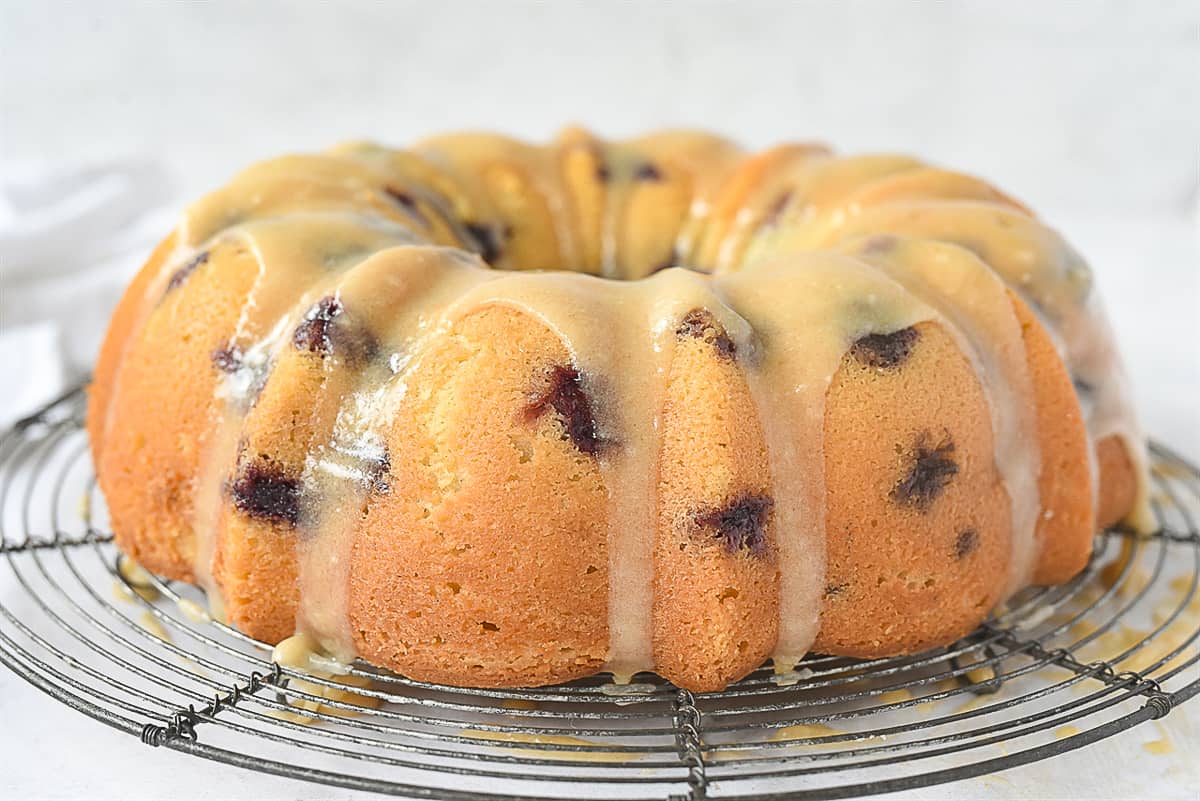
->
[[87, 129, 1150, 692]]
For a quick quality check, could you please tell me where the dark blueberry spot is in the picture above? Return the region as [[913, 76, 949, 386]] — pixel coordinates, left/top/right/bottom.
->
[[676, 308, 737, 361], [525, 365, 602, 456], [1073, 377, 1094, 397], [464, 222, 508, 264], [891, 432, 959, 512], [955, 528, 980, 559], [367, 447, 391, 495], [634, 162, 663, 182], [595, 163, 611, 182], [850, 326, 921, 370], [210, 345, 243, 373], [292, 296, 342, 354], [383, 186, 428, 226], [229, 461, 301, 526], [211, 345, 269, 406], [765, 191, 793, 226], [861, 234, 899, 255], [694, 494, 773, 556], [166, 250, 210, 291], [825, 582, 848, 597], [292, 296, 376, 363]]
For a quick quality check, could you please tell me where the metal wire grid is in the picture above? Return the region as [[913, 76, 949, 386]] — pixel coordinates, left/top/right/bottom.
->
[[0, 385, 1197, 800]]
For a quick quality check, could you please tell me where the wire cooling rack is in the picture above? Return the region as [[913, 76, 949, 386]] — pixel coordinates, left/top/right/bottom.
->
[[1, 385, 1197, 800]]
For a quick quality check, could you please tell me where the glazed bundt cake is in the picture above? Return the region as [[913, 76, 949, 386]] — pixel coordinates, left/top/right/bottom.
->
[[88, 128, 1150, 692]]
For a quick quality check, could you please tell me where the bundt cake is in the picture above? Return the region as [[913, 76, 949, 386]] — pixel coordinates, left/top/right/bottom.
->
[[87, 128, 1150, 692]]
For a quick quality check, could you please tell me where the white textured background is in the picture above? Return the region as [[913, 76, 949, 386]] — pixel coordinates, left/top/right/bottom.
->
[[2, 0, 1198, 218], [1, 1, 1198, 800]]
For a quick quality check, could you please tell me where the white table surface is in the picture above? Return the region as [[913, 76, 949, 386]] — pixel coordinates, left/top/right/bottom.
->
[[1, 2, 1198, 798]]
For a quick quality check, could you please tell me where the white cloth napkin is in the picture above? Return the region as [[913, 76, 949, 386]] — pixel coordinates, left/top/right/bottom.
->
[[0, 160, 178, 425]]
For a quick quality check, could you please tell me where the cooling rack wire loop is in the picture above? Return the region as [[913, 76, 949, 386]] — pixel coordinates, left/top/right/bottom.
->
[[1, 384, 1197, 800]]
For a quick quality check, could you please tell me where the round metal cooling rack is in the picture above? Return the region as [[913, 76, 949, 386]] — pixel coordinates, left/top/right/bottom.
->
[[1, 386, 1197, 800]]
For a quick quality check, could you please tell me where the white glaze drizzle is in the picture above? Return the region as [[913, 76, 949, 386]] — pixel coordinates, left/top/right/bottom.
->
[[186, 213, 424, 613], [717, 254, 934, 668], [440, 268, 725, 680], [848, 236, 1043, 593], [294, 248, 491, 661]]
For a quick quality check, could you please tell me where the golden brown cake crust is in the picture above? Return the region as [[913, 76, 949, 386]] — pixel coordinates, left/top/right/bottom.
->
[[211, 342, 352, 642], [1097, 435, 1138, 530], [87, 129, 1146, 692], [95, 237, 265, 582], [87, 232, 178, 460], [1009, 292, 1096, 585], [348, 306, 609, 687], [653, 312, 780, 692], [814, 321, 1011, 657]]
